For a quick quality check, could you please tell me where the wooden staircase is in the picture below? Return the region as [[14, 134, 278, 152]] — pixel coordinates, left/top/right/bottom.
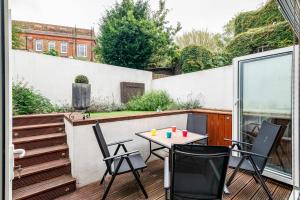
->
[[12, 114, 76, 200]]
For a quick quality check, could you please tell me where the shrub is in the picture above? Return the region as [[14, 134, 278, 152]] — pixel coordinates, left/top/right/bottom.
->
[[179, 45, 213, 73], [225, 21, 293, 60], [44, 49, 59, 56], [13, 81, 56, 115], [126, 90, 173, 111], [88, 98, 126, 112], [75, 74, 89, 84], [167, 94, 203, 110]]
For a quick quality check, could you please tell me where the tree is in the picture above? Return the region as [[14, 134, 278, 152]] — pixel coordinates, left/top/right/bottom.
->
[[179, 45, 213, 73], [95, 0, 180, 69], [12, 25, 23, 49], [176, 30, 224, 53]]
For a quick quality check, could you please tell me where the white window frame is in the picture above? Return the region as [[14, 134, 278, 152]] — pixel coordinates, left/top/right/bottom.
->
[[48, 41, 56, 51], [77, 44, 87, 57], [60, 42, 68, 54], [35, 40, 43, 52]]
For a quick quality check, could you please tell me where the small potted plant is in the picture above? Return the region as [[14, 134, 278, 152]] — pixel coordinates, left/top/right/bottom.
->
[[72, 74, 91, 111]]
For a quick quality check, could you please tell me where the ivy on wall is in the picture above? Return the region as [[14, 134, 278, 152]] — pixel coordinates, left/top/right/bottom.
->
[[234, 0, 285, 35], [225, 21, 294, 61]]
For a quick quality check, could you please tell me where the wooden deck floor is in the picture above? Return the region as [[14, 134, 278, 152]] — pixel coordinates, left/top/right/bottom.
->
[[56, 160, 292, 200]]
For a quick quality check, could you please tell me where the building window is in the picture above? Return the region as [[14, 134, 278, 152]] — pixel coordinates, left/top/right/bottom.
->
[[77, 44, 87, 57], [35, 40, 43, 52], [48, 41, 56, 51], [61, 42, 68, 54]]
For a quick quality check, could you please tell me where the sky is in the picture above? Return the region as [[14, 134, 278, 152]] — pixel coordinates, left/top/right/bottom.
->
[[11, 0, 267, 35]]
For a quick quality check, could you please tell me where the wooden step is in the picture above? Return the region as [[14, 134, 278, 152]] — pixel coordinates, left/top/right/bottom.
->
[[15, 145, 69, 168], [13, 113, 65, 127], [13, 133, 66, 150], [13, 159, 71, 190], [13, 123, 65, 138], [13, 175, 76, 200]]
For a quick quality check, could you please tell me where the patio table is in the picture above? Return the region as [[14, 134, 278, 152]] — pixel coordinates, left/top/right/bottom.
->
[[136, 128, 207, 162], [136, 128, 230, 194]]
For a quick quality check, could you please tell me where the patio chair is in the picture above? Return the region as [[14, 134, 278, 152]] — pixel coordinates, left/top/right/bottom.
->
[[225, 121, 282, 200], [92, 122, 148, 200], [164, 144, 230, 200], [187, 113, 208, 145]]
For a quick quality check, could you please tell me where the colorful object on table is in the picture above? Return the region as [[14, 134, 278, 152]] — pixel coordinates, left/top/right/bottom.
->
[[151, 129, 157, 136], [171, 126, 177, 132], [166, 131, 172, 138], [182, 130, 188, 137]]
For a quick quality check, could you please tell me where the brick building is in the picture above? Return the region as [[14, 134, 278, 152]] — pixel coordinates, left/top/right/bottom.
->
[[13, 20, 96, 61]]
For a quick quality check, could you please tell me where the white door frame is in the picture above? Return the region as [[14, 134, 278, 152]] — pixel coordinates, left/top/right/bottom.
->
[[233, 46, 299, 186], [1, 0, 11, 199]]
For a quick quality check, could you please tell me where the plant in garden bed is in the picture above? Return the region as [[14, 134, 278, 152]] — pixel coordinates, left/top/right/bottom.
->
[[126, 90, 173, 111], [167, 94, 203, 110], [12, 81, 56, 115], [87, 97, 126, 113]]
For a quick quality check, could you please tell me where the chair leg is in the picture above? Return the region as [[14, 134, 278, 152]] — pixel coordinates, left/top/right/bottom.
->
[[100, 169, 108, 184], [125, 157, 148, 199], [227, 157, 246, 186], [101, 173, 116, 200], [101, 158, 124, 200], [253, 174, 260, 183], [165, 189, 168, 200], [248, 156, 273, 200]]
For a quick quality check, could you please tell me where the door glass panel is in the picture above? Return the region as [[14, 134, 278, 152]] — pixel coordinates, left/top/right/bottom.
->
[[239, 52, 293, 177]]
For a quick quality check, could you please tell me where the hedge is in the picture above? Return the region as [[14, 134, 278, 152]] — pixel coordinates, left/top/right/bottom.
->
[[179, 45, 213, 73], [234, 0, 285, 35]]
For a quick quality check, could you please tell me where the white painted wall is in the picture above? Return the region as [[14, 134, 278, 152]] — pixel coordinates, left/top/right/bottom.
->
[[152, 66, 233, 110], [12, 50, 153, 105], [65, 114, 187, 187]]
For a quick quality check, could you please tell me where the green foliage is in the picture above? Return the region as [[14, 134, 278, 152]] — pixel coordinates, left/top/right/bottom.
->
[[179, 45, 213, 73], [12, 25, 23, 49], [225, 21, 293, 59], [167, 98, 202, 110], [13, 81, 56, 115], [44, 49, 59, 56], [95, 0, 180, 69], [176, 30, 224, 53], [88, 98, 126, 112], [126, 90, 173, 111], [212, 51, 232, 67], [74, 74, 89, 84], [234, 0, 285, 35]]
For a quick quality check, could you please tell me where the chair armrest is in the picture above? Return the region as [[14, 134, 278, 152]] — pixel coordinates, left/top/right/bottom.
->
[[107, 139, 133, 146], [103, 150, 139, 161], [224, 138, 253, 146], [164, 157, 170, 189], [231, 149, 268, 159]]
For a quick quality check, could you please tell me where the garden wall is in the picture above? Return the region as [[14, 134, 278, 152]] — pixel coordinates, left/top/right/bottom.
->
[[65, 113, 188, 187], [152, 66, 233, 110], [12, 50, 153, 105]]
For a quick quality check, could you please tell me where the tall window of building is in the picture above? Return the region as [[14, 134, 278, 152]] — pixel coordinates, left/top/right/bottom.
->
[[35, 40, 43, 52], [77, 44, 87, 57], [48, 41, 56, 51], [61, 42, 68, 54]]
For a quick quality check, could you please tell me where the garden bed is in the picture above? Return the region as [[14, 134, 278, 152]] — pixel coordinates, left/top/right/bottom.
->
[[89, 111, 154, 118]]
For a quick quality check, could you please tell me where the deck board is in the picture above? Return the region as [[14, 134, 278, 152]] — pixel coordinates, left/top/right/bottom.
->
[[56, 160, 292, 200]]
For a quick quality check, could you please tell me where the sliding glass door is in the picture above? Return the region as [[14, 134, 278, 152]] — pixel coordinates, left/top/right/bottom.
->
[[235, 48, 294, 183]]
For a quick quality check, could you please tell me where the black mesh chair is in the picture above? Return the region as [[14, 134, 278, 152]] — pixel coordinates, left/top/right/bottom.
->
[[164, 145, 230, 200], [225, 121, 282, 200], [92, 122, 148, 200], [187, 113, 208, 145]]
